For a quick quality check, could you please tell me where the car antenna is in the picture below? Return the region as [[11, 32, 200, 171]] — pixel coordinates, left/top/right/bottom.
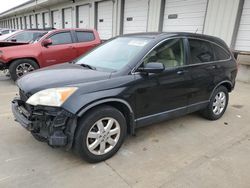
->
[[195, 28, 198, 33]]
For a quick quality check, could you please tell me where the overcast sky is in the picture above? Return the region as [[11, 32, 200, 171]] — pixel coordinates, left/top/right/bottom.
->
[[0, 0, 29, 14]]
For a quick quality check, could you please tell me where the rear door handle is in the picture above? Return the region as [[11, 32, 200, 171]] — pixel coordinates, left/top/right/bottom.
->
[[177, 70, 188, 75]]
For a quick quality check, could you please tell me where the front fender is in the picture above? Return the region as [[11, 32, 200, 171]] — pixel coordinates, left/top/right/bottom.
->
[[62, 88, 136, 140], [62, 87, 135, 115]]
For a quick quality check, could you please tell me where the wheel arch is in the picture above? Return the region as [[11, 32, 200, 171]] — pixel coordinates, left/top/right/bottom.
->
[[8, 57, 40, 68], [209, 81, 233, 101], [77, 98, 136, 135]]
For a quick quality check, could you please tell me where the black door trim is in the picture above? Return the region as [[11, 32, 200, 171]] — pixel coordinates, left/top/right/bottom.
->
[[135, 101, 209, 128]]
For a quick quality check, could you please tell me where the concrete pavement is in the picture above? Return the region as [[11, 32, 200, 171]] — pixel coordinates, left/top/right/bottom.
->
[[0, 72, 250, 188]]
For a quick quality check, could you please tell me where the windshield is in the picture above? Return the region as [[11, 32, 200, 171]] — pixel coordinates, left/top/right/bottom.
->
[[75, 37, 152, 71], [5, 31, 47, 43]]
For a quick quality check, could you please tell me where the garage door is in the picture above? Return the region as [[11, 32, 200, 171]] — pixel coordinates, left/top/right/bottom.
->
[[235, 0, 250, 51], [97, 0, 114, 40], [25, 16, 30, 29], [162, 0, 208, 33], [12, 18, 16, 29], [78, 5, 90, 28], [16, 18, 19, 29], [123, 0, 149, 34], [19, 17, 23, 29], [36, 14, 43, 29], [63, 8, 73, 28], [30, 15, 36, 29], [52, 10, 60, 28], [43, 12, 50, 28]]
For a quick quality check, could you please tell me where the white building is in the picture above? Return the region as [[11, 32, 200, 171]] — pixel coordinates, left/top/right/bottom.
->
[[0, 0, 249, 52]]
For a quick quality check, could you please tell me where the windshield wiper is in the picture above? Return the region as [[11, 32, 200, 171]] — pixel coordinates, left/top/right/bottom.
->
[[80, 63, 96, 70]]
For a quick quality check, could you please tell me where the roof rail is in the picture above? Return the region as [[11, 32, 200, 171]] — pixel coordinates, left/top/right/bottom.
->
[[26, 27, 56, 31]]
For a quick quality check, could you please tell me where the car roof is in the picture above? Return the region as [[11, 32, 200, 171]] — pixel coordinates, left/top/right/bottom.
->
[[21, 29, 48, 33], [122, 32, 217, 40], [50, 28, 96, 32], [121, 32, 228, 49], [21, 28, 96, 34]]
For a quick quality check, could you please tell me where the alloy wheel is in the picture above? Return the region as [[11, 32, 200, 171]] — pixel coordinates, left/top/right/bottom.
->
[[86, 117, 121, 155], [16, 63, 35, 77], [212, 91, 226, 115]]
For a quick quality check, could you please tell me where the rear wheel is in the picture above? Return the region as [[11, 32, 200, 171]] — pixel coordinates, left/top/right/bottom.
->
[[201, 86, 229, 120], [74, 105, 127, 163], [9, 59, 39, 81]]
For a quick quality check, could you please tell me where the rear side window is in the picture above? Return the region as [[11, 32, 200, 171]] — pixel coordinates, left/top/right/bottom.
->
[[211, 44, 230, 61], [49, 32, 73, 45], [189, 39, 214, 64], [1, 30, 9, 35], [7, 31, 47, 42], [76, 31, 95, 42]]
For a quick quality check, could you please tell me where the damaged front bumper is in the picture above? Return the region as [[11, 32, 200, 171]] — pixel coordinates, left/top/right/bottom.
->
[[12, 98, 77, 149]]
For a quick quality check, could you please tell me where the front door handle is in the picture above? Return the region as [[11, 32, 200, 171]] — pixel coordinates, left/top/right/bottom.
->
[[177, 70, 188, 75]]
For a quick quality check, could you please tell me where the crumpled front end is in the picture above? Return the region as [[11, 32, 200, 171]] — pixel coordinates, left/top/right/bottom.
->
[[12, 90, 77, 149]]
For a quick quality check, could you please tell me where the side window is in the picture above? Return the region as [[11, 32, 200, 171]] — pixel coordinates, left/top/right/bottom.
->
[[211, 44, 230, 61], [76, 31, 95, 42], [189, 39, 214, 64], [143, 38, 185, 68], [8, 33, 30, 42], [2, 30, 9, 35], [49, 32, 73, 45], [7, 32, 46, 42]]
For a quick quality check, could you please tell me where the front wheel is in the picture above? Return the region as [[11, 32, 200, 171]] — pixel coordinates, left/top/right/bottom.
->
[[9, 59, 39, 81], [74, 105, 127, 163], [201, 86, 229, 120]]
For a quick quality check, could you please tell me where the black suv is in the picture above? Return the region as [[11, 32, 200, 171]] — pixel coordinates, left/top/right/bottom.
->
[[12, 32, 237, 163]]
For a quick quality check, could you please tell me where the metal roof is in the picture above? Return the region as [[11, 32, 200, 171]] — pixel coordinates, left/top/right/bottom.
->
[[0, 0, 35, 16]]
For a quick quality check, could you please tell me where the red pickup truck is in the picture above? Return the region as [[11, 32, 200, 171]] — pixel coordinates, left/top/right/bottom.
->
[[0, 29, 101, 80]]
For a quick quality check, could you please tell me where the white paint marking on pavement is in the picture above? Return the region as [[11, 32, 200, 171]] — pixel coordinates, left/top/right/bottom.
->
[[5, 156, 24, 162], [0, 176, 11, 183]]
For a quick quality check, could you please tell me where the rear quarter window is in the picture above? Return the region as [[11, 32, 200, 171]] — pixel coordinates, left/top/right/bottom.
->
[[211, 43, 231, 61], [189, 39, 214, 64], [76, 31, 95, 42]]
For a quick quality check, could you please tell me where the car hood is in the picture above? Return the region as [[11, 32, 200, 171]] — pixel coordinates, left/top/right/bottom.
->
[[17, 63, 112, 94]]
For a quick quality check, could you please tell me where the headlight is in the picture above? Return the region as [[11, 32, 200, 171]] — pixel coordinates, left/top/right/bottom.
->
[[26, 87, 78, 107]]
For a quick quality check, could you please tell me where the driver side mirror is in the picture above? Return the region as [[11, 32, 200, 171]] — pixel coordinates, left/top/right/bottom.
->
[[137, 62, 165, 74], [42, 38, 52, 47]]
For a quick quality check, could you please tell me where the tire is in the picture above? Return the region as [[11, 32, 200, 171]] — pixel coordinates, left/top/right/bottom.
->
[[31, 132, 47, 142], [74, 105, 127, 163], [201, 86, 229, 120], [9, 59, 39, 81]]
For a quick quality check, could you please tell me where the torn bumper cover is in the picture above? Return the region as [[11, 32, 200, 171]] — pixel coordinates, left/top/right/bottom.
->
[[12, 98, 77, 149]]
